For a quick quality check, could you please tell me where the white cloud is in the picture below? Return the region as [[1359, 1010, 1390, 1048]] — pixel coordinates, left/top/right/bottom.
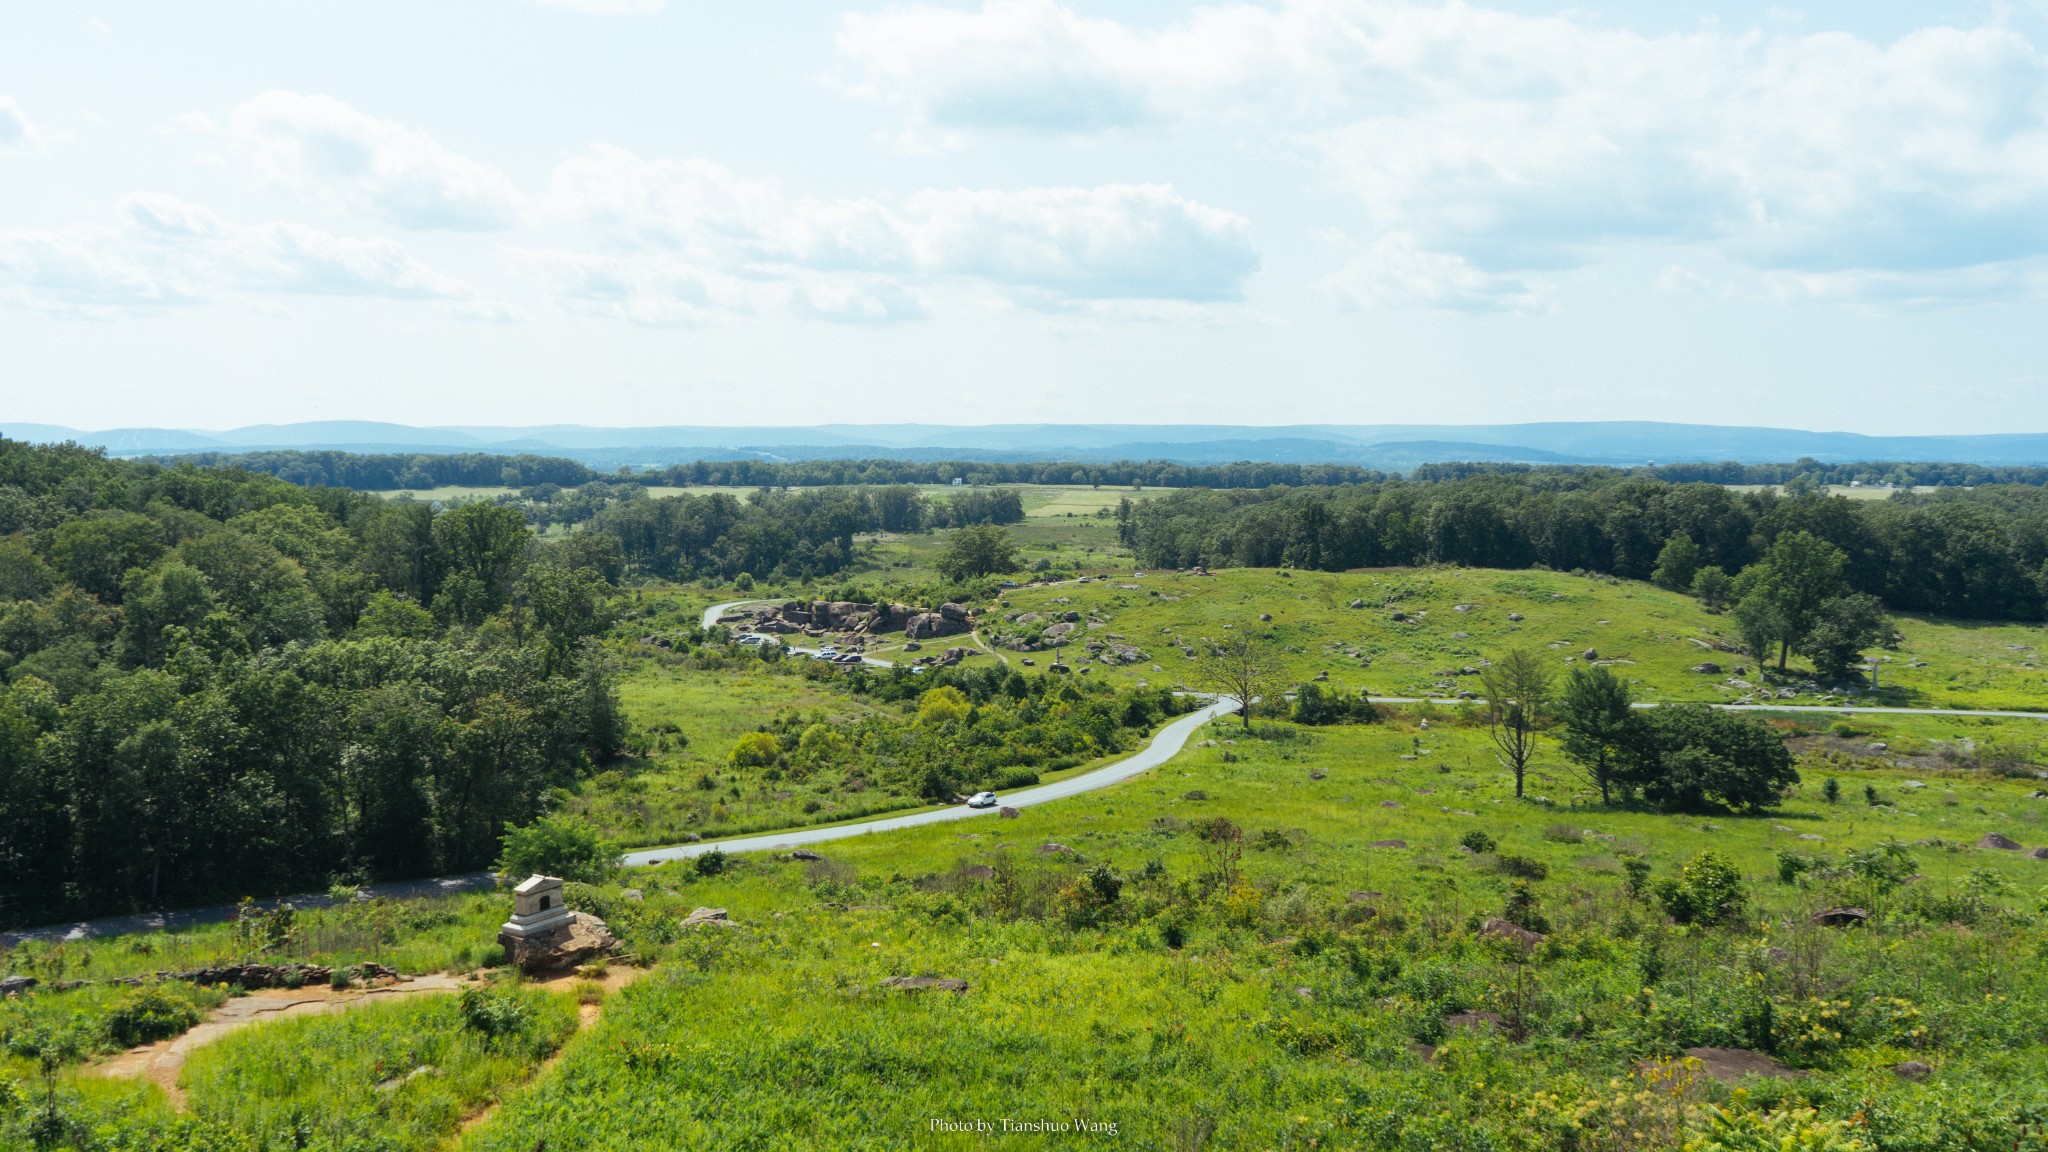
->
[[1327, 232, 1549, 313], [840, 0, 2048, 307], [545, 146, 1257, 318], [0, 194, 468, 318], [0, 97, 42, 153], [532, 0, 664, 13], [228, 91, 523, 230]]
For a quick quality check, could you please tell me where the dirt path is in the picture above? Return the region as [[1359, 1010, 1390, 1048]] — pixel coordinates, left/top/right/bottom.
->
[[92, 975, 464, 1109], [970, 629, 1010, 666], [444, 966, 646, 1147]]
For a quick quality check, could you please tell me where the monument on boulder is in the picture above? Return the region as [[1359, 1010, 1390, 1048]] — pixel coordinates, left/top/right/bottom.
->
[[501, 875, 572, 939], [496, 874, 618, 972]]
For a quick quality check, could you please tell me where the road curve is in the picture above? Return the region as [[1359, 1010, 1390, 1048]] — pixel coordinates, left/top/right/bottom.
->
[[623, 696, 1241, 865]]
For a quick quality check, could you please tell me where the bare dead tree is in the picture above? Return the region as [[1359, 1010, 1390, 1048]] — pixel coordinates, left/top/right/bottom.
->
[[1194, 630, 1280, 729], [1479, 646, 1556, 798]]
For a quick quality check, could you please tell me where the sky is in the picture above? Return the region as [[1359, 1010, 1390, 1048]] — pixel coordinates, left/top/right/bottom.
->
[[3, 0, 2048, 434]]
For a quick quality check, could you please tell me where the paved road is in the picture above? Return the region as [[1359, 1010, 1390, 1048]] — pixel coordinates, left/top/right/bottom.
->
[[623, 696, 1242, 864], [1364, 696, 2048, 720]]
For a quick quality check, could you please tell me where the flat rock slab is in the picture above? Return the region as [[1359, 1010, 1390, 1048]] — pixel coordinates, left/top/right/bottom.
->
[[680, 907, 736, 930], [1979, 833, 2023, 850], [1684, 1047, 1798, 1082], [880, 976, 968, 993], [1370, 839, 1408, 849]]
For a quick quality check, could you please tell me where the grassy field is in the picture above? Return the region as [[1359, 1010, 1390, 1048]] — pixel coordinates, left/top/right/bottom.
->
[[11, 707, 2048, 1148], [987, 567, 2048, 711], [456, 715, 2048, 1150]]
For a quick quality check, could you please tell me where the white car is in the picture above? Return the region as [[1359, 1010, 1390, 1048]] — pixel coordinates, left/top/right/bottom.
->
[[966, 791, 999, 808], [735, 634, 768, 647]]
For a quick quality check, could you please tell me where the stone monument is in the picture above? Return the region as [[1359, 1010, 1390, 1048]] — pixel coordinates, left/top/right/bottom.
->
[[496, 874, 618, 972]]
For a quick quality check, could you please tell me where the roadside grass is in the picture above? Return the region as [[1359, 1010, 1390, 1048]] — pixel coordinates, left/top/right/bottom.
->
[[990, 566, 2048, 711]]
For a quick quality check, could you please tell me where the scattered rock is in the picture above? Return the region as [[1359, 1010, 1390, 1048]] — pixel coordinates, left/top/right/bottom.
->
[[1370, 839, 1407, 849], [0, 976, 37, 997], [1037, 843, 1076, 855], [1979, 832, 2024, 851], [1347, 891, 1383, 902], [1380, 800, 1402, 808], [620, 888, 644, 902], [1507, 613, 1523, 621], [1797, 834, 1826, 842], [880, 976, 968, 993], [1583, 648, 1599, 661], [680, 907, 737, 930], [790, 849, 824, 862], [1349, 599, 1365, 609], [1309, 769, 1327, 780], [1810, 907, 1869, 927], [1480, 918, 1545, 950], [499, 911, 619, 972], [1444, 1011, 1504, 1032], [1892, 1061, 1933, 1082], [1684, 1047, 1798, 1083], [2030, 847, 2048, 860], [1294, 986, 1315, 1000], [998, 807, 1020, 818], [1692, 662, 1722, 674], [1259, 613, 1273, 622]]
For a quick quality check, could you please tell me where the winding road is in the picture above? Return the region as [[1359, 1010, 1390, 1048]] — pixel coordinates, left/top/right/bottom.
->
[[623, 696, 1241, 864]]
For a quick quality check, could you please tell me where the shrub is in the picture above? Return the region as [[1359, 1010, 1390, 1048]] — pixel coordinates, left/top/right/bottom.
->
[[1493, 854, 1549, 881], [102, 986, 202, 1048], [1655, 851, 1746, 925], [498, 814, 622, 884], [1541, 824, 1583, 845], [727, 731, 783, 768], [458, 985, 535, 1041], [1459, 830, 1497, 854], [1502, 881, 1550, 934], [1621, 857, 1652, 897], [693, 847, 729, 877], [1821, 778, 1841, 804], [1683, 1106, 1872, 1152]]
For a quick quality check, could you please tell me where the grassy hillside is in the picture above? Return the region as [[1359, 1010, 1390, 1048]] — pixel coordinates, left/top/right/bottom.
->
[[990, 567, 2048, 711]]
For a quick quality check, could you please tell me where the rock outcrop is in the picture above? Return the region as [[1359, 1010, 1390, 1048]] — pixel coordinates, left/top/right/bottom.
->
[[498, 910, 618, 972]]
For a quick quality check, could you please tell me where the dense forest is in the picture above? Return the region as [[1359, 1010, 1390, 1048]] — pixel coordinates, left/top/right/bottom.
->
[[139, 447, 2048, 492], [1118, 476, 2048, 620], [0, 440, 623, 929]]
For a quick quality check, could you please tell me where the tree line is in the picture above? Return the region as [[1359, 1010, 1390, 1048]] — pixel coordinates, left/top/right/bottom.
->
[[584, 486, 1026, 581], [135, 450, 1390, 492], [1118, 476, 2048, 621], [0, 439, 623, 929]]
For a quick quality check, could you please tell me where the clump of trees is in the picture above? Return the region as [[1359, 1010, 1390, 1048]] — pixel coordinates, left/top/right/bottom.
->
[[1554, 664, 1798, 812], [0, 439, 623, 929]]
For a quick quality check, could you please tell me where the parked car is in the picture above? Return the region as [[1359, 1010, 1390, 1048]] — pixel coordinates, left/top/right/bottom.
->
[[966, 791, 999, 808], [735, 633, 768, 646], [832, 653, 863, 665]]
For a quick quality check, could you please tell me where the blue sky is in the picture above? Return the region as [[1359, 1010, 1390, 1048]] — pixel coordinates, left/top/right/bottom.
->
[[3, 0, 2047, 432]]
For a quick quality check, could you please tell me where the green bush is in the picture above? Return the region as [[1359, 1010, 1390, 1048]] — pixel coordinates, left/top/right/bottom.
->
[[498, 814, 622, 884], [102, 985, 202, 1048], [1655, 851, 1747, 925], [459, 985, 537, 1042]]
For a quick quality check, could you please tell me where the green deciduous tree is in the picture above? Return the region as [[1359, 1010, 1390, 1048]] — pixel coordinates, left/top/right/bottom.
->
[[1651, 534, 1701, 590], [934, 523, 1019, 581]]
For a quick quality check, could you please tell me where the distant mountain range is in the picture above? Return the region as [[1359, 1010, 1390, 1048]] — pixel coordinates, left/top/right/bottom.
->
[[9, 420, 2048, 469]]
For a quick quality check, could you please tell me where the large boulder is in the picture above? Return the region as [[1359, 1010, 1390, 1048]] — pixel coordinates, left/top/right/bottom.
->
[[939, 603, 971, 623], [1480, 918, 1545, 951], [907, 612, 967, 640], [1979, 832, 2023, 851], [680, 907, 737, 930], [1810, 907, 1869, 927], [498, 911, 618, 973]]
